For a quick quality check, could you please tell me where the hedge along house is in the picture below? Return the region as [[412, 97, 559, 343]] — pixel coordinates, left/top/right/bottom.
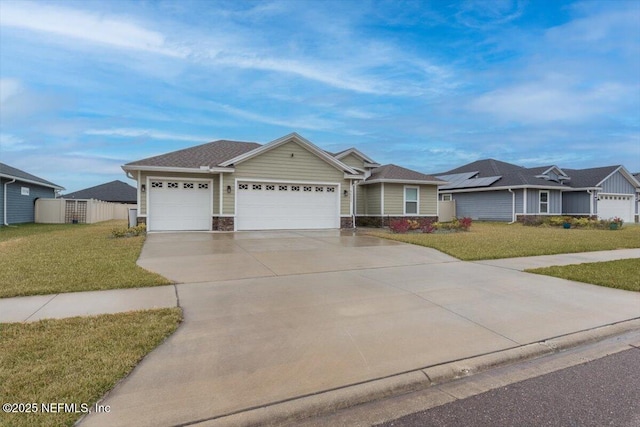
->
[[0, 162, 64, 225], [435, 159, 640, 223], [122, 133, 444, 232]]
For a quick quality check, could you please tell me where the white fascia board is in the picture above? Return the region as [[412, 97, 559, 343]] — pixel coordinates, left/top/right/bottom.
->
[[362, 178, 444, 185], [542, 165, 569, 177], [364, 162, 381, 168], [334, 148, 378, 164], [345, 174, 365, 179], [219, 132, 358, 174], [122, 165, 234, 174], [0, 173, 65, 190], [443, 184, 569, 193]]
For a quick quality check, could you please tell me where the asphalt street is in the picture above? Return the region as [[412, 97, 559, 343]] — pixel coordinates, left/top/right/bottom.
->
[[378, 347, 640, 427]]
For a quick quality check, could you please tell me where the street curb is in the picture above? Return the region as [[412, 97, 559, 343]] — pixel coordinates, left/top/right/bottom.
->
[[195, 317, 640, 427]]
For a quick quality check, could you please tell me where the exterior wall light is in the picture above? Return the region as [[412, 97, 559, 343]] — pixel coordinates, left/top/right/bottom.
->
[[343, 189, 348, 197], [141, 184, 146, 193], [227, 185, 232, 194]]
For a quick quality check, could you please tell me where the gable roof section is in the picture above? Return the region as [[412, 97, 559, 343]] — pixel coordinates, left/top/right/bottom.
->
[[0, 162, 64, 190], [365, 164, 444, 185], [333, 147, 379, 165], [220, 132, 358, 174], [561, 165, 620, 188], [62, 180, 136, 203], [124, 140, 260, 171]]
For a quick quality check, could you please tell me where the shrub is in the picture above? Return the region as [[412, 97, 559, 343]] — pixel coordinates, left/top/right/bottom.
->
[[459, 217, 473, 230], [112, 224, 147, 238], [421, 219, 436, 234], [389, 219, 411, 233], [407, 219, 421, 230]]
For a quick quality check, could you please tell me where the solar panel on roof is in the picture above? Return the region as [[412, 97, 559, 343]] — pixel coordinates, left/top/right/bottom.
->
[[440, 175, 501, 189]]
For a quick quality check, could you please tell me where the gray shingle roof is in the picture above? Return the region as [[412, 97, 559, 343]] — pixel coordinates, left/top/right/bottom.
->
[[367, 164, 444, 182], [436, 159, 632, 190], [561, 166, 620, 188], [438, 159, 525, 177], [62, 180, 136, 203], [125, 140, 261, 168], [0, 162, 63, 189]]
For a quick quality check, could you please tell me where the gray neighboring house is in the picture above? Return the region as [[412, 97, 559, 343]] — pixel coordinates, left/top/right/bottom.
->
[[435, 159, 639, 223], [0, 162, 64, 225], [62, 180, 137, 204]]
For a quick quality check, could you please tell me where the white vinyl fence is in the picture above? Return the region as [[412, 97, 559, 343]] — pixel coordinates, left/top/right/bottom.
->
[[35, 199, 136, 224]]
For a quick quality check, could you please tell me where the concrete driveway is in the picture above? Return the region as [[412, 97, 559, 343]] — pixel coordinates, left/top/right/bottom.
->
[[81, 231, 640, 427]]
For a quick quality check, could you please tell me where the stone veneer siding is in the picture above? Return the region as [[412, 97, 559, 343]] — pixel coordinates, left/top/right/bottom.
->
[[136, 216, 147, 226], [212, 217, 234, 231], [340, 217, 354, 229]]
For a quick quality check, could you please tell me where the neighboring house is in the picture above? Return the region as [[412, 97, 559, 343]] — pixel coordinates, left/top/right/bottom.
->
[[122, 132, 444, 231], [435, 159, 640, 223], [62, 180, 137, 204], [635, 173, 640, 222], [0, 162, 64, 225]]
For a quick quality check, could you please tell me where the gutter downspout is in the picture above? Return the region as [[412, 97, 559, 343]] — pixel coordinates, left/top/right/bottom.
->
[[508, 189, 516, 223], [4, 178, 16, 226], [352, 180, 357, 229]]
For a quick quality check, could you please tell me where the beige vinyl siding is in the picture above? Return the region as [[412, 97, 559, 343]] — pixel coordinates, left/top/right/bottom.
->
[[229, 141, 350, 215], [356, 184, 366, 215], [383, 183, 404, 215], [366, 184, 381, 215], [138, 171, 218, 216], [340, 153, 365, 169], [420, 185, 437, 215]]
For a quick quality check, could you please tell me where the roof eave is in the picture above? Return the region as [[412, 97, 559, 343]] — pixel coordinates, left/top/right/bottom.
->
[[122, 165, 235, 174], [0, 173, 65, 190], [440, 184, 569, 193], [363, 178, 444, 185]]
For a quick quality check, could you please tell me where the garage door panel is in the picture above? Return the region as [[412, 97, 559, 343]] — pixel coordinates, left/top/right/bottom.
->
[[148, 180, 211, 231], [237, 182, 339, 230], [597, 194, 634, 223]]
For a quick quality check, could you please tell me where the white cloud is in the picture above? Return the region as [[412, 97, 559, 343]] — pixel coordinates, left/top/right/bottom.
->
[[0, 133, 36, 151], [85, 128, 211, 143], [469, 78, 631, 123], [0, 78, 22, 104], [0, 1, 187, 57]]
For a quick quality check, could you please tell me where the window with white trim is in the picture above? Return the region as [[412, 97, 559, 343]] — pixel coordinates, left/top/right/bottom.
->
[[404, 187, 419, 214], [442, 194, 452, 201], [539, 190, 549, 213]]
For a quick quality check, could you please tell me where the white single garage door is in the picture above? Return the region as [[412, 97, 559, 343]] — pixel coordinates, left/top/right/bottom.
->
[[236, 182, 340, 230], [148, 179, 212, 231], [597, 194, 634, 223]]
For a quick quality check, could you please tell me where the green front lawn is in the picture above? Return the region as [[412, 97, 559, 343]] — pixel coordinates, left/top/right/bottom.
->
[[0, 221, 171, 298], [368, 222, 640, 261], [526, 258, 640, 292], [0, 308, 182, 427]]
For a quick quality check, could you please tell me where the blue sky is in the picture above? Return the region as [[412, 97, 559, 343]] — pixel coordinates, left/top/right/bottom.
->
[[1, 0, 639, 193]]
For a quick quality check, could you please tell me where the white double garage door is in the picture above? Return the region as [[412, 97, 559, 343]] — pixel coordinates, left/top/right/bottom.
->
[[148, 179, 340, 231], [597, 194, 635, 224]]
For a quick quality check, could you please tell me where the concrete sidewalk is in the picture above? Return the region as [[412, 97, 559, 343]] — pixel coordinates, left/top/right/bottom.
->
[[0, 285, 177, 323], [475, 248, 640, 271]]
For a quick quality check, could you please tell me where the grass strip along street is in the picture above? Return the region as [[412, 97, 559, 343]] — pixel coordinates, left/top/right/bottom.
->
[[0, 308, 182, 427]]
